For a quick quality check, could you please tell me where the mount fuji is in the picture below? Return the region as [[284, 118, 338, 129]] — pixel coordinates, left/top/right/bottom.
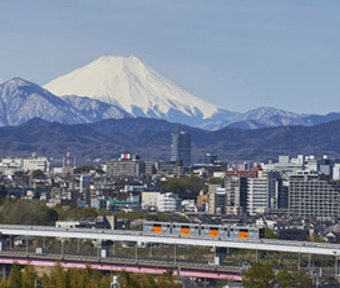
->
[[44, 56, 238, 127]]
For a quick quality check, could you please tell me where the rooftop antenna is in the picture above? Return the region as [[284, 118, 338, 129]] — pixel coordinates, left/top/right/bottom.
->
[[67, 148, 70, 173], [32, 148, 36, 158]]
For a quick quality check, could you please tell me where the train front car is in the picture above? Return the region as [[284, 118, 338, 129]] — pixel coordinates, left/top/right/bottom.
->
[[143, 221, 172, 235], [171, 223, 200, 236], [258, 228, 265, 238]]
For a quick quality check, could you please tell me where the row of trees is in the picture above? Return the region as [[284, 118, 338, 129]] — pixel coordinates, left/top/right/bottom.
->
[[158, 176, 204, 198], [1, 263, 182, 288], [0, 198, 187, 226], [243, 262, 313, 288]]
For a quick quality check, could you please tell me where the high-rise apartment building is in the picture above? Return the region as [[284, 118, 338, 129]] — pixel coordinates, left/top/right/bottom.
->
[[208, 184, 228, 214], [289, 171, 340, 218], [225, 176, 248, 213], [171, 131, 191, 167], [247, 172, 278, 216], [107, 154, 145, 177]]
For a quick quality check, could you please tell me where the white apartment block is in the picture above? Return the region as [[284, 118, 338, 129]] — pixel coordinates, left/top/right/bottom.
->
[[247, 178, 269, 216], [247, 176, 277, 216], [23, 157, 50, 172], [333, 164, 340, 180], [141, 192, 160, 209], [156, 192, 181, 212], [0, 156, 50, 175]]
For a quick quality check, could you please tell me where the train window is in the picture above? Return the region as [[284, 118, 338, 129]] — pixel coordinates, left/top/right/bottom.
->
[[154, 224, 162, 228], [181, 225, 190, 229], [230, 228, 234, 232], [240, 229, 248, 233], [167, 225, 170, 228]]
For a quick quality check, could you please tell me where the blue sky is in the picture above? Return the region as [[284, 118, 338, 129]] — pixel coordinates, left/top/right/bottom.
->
[[0, 0, 340, 114]]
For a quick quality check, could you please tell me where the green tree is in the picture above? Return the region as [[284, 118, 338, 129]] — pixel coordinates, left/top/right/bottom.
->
[[159, 176, 204, 198], [158, 271, 182, 288], [120, 271, 141, 288], [308, 232, 324, 242], [242, 263, 276, 288], [264, 227, 278, 239], [32, 169, 45, 178], [290, 267, 312, 288], [69, 269, 87, 288], [49, 263, 68, 288], [140, 274, 157, 288], [22, 265, 38, 288], [0, 185, 6, 200], [209, 177, 225, 186], [42, 273, 52, 288], [98, 275, 111, 288], [73, 166, 96, 174], [277, 268, 293, 288], [7, 263, 22, 288], [0, 198, 58, 225], [0, 276, 8, 288]]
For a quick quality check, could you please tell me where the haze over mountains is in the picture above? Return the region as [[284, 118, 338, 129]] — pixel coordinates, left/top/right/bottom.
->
[[2, 117, 340, 162], [0, 55, 339, 129]]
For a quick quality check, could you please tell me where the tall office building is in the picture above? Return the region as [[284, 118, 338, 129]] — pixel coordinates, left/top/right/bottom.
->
[[171, 131, 191, 167]]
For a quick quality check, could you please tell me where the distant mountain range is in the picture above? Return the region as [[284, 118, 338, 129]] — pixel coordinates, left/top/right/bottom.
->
[[1, 56, 340, 130], [1, 117, 340, 162]]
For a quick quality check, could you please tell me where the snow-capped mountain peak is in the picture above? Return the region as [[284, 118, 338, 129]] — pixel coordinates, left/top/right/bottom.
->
[[44, 55, 220, 121], [236, 106, 301, 121]]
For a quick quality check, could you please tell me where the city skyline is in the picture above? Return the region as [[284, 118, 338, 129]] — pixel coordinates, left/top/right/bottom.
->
[[1, 1, 340, 114]]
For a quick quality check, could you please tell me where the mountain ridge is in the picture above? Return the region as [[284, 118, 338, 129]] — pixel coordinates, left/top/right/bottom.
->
[[0, 78, 132, 127], [2, 117, 340, 162], [1, 76, 340, 131]]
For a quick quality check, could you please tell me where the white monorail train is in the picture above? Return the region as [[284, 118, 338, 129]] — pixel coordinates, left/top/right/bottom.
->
[[143, 221, 264, 240]]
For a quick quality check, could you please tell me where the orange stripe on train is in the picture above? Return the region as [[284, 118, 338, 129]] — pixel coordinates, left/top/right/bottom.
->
[[209, 230, 219, 237], [181, 228, 190, 235], [153, 226, 162, 233], [239, 232, 249, 239]]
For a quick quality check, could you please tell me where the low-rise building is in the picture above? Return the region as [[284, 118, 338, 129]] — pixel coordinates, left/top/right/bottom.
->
[[141, 191, 160, 210]]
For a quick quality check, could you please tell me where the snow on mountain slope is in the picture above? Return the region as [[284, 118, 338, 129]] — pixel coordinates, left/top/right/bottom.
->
[[234, 107, 301, 121], [0, 78, 87, 126], [62, 95, 132, 122], [227, 107, 306, 129], [44, 56, 221, 123]]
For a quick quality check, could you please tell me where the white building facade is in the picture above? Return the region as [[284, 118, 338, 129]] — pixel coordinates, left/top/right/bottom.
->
[[156, 193, 181, 212]]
